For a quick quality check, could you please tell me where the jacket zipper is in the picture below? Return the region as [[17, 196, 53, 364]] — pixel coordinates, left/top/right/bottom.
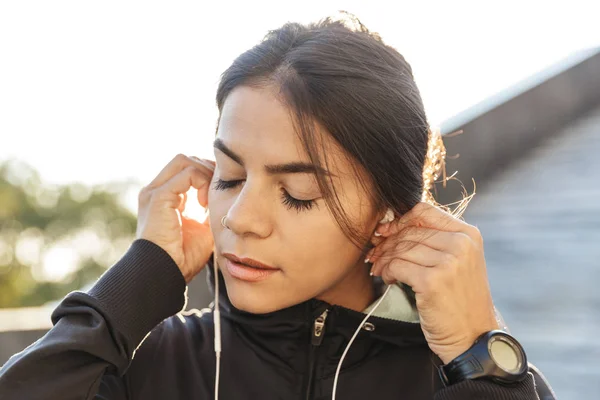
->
[[305, 309, 329, 400]]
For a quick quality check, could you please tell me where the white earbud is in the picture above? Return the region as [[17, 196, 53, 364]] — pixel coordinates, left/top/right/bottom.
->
[[379, 208, 395, 224], [373, 208, 395, 237]]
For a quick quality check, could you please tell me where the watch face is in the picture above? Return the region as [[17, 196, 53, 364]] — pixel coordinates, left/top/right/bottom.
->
[[488, 335, 523, 373]]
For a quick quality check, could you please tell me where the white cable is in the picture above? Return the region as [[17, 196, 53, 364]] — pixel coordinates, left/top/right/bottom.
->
[[331, 284, 392, 400], [214, 257, 221, 400]]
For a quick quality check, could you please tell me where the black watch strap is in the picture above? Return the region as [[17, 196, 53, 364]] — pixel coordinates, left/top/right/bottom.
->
[[439, 330, 528, 386]]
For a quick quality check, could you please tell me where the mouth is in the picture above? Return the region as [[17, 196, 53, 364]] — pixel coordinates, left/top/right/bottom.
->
[[222, 253, 280, 282]]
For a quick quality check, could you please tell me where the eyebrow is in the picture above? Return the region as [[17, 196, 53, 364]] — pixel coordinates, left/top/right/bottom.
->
[[213, 138, 334, 177]]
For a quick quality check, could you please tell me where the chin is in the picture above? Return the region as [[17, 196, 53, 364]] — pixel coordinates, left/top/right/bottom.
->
[[223, 277, 300, 315]]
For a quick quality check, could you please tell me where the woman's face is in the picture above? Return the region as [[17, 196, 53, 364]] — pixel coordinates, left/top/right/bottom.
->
[[208, 85, 380, 314]]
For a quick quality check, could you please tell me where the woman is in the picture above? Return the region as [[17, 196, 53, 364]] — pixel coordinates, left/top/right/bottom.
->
[[0, 14, 555, 400]]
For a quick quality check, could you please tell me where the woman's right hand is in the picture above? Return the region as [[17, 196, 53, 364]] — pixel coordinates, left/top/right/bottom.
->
[[136, 154, 216, 284]]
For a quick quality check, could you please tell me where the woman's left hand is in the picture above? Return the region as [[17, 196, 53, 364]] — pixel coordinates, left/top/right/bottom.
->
[[367, 202, 499, 364]]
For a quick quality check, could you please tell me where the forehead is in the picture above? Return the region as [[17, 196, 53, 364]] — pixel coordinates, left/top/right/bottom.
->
[[217, 85, 302, 156], [216, 85, 352, 178]]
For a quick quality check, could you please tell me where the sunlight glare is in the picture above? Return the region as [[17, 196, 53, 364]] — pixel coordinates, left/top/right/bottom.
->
[[38, 244, 79, 283], [182, 188, 209, 223]]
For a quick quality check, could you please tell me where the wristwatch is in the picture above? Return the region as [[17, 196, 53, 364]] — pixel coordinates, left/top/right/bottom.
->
[[438, 330, 529, 386]]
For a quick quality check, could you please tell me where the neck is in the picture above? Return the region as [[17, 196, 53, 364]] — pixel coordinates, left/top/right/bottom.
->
[[314, 261, 376, 312]]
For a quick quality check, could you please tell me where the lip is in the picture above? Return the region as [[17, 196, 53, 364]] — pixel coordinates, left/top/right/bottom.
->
[[222, 253, 278, 270], [223, 258, 280, 282], [222, 253, 280, 283]]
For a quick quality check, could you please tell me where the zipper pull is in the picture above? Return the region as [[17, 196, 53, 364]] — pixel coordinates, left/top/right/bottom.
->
[[311, 309, 329, 346]]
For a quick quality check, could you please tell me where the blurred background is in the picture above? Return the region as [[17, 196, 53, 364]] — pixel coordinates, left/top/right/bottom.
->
[[1, 1, 599, 398]]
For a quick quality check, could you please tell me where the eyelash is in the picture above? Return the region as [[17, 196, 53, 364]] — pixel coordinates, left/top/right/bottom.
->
[[212, 179, 316, 212]]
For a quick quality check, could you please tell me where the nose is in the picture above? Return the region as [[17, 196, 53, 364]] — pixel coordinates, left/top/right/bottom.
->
[[225, 179, 272, 239]]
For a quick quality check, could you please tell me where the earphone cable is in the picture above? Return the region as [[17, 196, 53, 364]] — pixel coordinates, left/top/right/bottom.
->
[[331, 284, 392, 399], [214, 257, 222, 400]]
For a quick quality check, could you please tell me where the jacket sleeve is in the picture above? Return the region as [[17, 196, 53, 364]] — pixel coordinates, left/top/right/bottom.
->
[[434, 372, 541, 400], [0, 239, 187, 400]]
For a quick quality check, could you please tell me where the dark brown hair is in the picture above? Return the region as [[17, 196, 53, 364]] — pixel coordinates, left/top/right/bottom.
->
[[215, 12, 437, 249]]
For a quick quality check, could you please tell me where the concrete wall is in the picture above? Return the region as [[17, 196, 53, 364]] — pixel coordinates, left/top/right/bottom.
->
[[0, 270, 213, 366], [436, 47, 600, 205], [0, 330, 47, 367]]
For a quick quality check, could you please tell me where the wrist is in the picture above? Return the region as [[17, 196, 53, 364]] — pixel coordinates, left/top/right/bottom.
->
[[439, 322, 500, 364], [87, 239, 187, 346], [439, 346, 471, 366]]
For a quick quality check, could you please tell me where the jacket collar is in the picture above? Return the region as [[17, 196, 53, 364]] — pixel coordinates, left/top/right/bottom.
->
[[364, 277, 420, 323], [205, 254, 427, 348]]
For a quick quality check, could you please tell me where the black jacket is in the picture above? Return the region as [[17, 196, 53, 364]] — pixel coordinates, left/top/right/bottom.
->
[[0, 239, 555, 399]]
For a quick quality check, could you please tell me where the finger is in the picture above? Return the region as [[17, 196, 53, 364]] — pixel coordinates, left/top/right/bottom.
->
[[202, 209, 211, 227], [152, 166, 212, 208], [190, 156, 216, 171], [371, 241, 444, 277], [379, 202, 472, 238], [190, 158, 215, 208], [197, 185, 210, 210], [390, 225, 470, 257], [177, 192, 187, 214], [369, 233, 421, 265], [190, 155, 215, 164], [364, 232, 385, 262], [370, 234, 385, 247], [181, 214, 205, 236], [147, 154, 215, 190], [381, 258, 425, 288]]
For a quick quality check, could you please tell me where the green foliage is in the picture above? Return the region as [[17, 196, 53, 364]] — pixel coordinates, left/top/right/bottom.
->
[[0, 159, 139, 308]]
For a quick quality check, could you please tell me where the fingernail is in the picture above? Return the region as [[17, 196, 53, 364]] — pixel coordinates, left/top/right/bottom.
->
[[364, 257, 370, 263], [374, 231, 382, 237], [369, 270, 374, 276]]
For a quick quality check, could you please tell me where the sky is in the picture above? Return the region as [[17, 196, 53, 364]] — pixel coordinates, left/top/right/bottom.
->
[[1, 0, 599, 190]]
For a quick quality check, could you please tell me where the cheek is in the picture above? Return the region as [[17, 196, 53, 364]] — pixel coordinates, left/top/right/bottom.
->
[[288, 215, 361, 274], [290, 203, 372, 281]]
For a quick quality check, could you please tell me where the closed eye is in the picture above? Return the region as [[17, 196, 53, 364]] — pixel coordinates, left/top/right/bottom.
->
[[212, 179, 317, 212]]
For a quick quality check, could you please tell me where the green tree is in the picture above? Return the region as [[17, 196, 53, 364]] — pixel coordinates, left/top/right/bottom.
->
[[0, 159, 139, 308]]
